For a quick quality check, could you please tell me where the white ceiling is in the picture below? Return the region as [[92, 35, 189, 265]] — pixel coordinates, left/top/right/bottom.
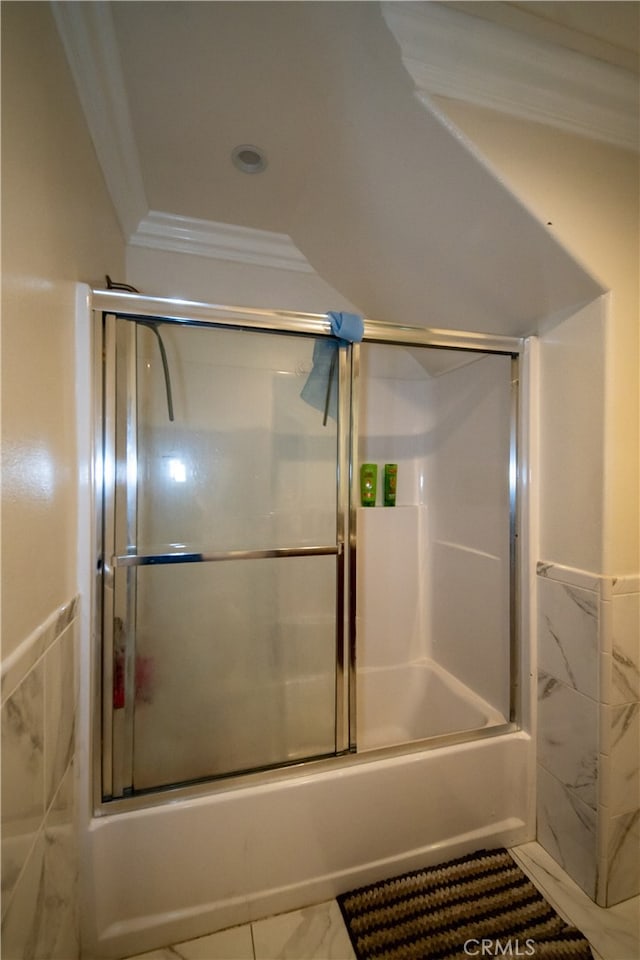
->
[[106, 0, 638, 237], [111, 1, 324, 235], [56, 1, 623, 333]]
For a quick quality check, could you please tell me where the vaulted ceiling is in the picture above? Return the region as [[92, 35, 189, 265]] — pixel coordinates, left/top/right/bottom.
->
[[54, 1, 636, 332]]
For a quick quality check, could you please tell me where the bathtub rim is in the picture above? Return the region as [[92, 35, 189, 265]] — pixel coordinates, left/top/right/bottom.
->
[[93, 718, 519, 817]]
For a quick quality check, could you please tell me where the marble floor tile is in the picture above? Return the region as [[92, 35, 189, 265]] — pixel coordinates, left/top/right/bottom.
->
[[510, 841, 640, 960], [175, 924, 254, 960], [121, 950, 180, 960], [252, 900, 356, 960]]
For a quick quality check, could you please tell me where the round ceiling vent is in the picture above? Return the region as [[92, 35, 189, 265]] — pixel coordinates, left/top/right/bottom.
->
[[231, 144, 268, 174]]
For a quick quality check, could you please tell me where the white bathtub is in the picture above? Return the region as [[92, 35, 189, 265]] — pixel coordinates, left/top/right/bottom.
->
[[357, 659, 506, 751], [82, 728, 534, 958], [76, 293, 536, 959]]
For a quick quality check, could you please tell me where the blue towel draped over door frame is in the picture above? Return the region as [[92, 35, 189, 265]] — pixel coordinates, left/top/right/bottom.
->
[[300, 312, 364, 424]]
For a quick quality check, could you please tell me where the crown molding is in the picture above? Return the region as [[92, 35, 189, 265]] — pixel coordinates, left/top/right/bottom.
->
[[51, 0, 148, 238], [130, 211, 314, 273], [51, 3, 311, 272], [382, 2, 640, 152]]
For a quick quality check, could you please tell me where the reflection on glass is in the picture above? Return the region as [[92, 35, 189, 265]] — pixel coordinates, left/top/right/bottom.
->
[[135, 325, 338, 555]]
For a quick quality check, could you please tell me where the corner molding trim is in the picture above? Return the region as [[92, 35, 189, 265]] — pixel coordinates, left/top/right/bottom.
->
[[130, 211, 314, 273], [382, 2, 640, 152], [51, 0, 148, 238], [50, 3, 310, 274]]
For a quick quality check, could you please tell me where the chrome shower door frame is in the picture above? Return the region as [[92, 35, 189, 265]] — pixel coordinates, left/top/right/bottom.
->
[[95, 300, 353, 803], [99, 314, 143, 799], [93, 290, 525, 812]]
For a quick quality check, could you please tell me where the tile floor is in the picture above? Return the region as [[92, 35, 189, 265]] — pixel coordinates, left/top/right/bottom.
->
[[123, 842, 640, 960]]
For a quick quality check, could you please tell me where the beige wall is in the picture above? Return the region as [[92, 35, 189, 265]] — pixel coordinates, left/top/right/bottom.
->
[[1, 2, 125, 660], [433, 97, 639, 575]]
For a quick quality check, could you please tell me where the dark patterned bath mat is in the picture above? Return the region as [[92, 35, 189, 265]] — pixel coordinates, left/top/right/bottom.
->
[[338, 848, 593, 960]]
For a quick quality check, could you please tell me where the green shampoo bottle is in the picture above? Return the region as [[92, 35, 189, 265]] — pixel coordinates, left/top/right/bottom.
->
[[360, 464, 377, 507], [384, 463, 397, 506]]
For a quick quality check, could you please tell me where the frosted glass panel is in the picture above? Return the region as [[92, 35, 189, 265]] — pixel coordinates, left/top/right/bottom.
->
[[109, 319, 342, 794], [135, 324, 338, 554], [132, 556, 338, 790]]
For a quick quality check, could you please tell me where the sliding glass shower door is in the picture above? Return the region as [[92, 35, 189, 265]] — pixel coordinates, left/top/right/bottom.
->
[[101, 315, 349, 797]]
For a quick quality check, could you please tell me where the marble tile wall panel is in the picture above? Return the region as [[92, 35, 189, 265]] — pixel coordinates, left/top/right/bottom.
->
[[537, 763, 598, 900], [0, 599, 79, 960], [2, 763, 80, 960], [604, 809, 640, 906], [610, 593, 640, 705], [1, 663, 45, 918], [38, 762, 79, 960], [603, 588, 640, 905], [536, 562, 603, 594], [537, 564, 639, 908], [0, 832, 46, 960], [611, 575, 640, 596], [1, 597, 78, 705], [44, 623, 76, 808], [1, 664, 45, 830], [537, 671, 598, 811], [607, 703, 640, 817], [537, 577, 599, 700], [536, 570, 601, 900]]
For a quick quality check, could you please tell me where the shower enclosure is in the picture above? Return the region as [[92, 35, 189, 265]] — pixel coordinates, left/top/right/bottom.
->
[[95, 293, 521, 805]]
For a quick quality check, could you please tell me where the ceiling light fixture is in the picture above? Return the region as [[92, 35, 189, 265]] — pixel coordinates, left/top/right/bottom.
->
[[231, 144, 268, 174]]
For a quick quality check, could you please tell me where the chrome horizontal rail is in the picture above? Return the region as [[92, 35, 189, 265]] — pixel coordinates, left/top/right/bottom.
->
[[112, 544, 342, 568], [93, 290, 333, 337], [92, 290, 524, 354], [362, 320, 524, 355]]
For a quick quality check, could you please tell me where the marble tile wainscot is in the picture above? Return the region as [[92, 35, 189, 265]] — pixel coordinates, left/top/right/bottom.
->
[[1, 596, 81, 960], [536, 563, 640, 907]]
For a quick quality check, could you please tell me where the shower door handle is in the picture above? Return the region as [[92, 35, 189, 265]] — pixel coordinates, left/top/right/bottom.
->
[[112, 543, 343, 568]]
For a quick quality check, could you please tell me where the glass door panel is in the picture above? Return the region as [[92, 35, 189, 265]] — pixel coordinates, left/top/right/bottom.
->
[[106, 317, 345, 796], [356, 344, 515, 750], [133, 556, 338, 790]]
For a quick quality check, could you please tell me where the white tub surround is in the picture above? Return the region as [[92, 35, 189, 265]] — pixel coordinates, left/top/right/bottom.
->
[[536, 562, 640, 906], [357, 660, 505, 751], [1, 596, 81, 959]]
